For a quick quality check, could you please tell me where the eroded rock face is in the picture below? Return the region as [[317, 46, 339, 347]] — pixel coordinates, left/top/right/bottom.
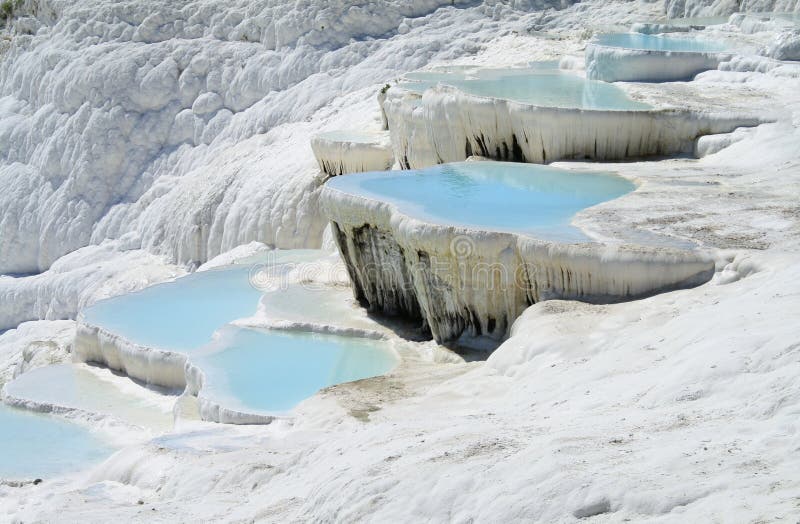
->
[[311, 132, 394, 177], [383, 87, 765, 170], [322, 184, 715, 344]]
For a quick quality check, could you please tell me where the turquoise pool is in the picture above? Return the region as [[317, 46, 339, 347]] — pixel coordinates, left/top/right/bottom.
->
[[594, 33, 729, 53], [194, 327, 397, 413], [0, 404, 115, 480], [80, 250, 398, 416], [400, 66, 651, 110], [82, 250, 322, 352], [325, 162, 635, 242]]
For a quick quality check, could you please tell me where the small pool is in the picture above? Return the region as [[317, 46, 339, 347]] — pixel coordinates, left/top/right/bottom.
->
[[82, 250, 323, 352], [325, 162, 634, 242], [5, 364, 174, 431], [193, 326, 398, 413], [594, 33, 729, 53], [0, 404, 115, 480], [400, 67, 651, 110]]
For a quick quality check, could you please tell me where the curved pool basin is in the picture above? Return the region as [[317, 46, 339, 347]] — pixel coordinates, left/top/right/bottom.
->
[[586, 33, 734, 82], [4, 364, 174, 432], [325, 161, 634, 242], [82, 250, 323, 352], [321, 162, 714, 344], [76, 250, 400, 422], [193, 326, 398, 414]]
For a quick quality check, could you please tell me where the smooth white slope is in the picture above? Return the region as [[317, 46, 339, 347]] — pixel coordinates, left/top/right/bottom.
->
[[3, 251, 797, 522]]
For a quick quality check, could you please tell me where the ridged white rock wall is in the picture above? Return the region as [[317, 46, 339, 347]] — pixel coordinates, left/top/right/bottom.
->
[[383, 87, 764, 169], [74, 318, 276, 424], [585, 44, 731, 82], [321, 185, 715, 344], [1, 0, 532, 274], [74, 320, 189, 390], [310, 133, 394, 177]]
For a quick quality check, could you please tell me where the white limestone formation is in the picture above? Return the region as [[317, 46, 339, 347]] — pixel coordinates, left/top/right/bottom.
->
[[320, 179, 715, 344], [0, 0, 506, 274], [383, 85, 764, 169], [73, 317, 278, 424], [631, 23, 694, 34], [585, 43, 733, 82], [74, 319, 189, 391], [310, 131, 394, 177], [694, 126, 758, 157]]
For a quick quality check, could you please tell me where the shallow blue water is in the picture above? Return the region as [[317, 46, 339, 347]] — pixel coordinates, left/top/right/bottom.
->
[[83, 266, 262, 352], [326, 162, 634, 241], [400, 66, 651, 110], [82, 250, 322, 352], [81, 249, 398, 414], [594, 33, 729, 52], [195, 327, 398, 413], [0, 404, 115, 480]]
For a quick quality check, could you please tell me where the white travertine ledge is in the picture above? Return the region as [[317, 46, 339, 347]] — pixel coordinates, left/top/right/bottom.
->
[[74, 317, 276, 425], [383, 86, 764, 169], [311, 131, 394, 177], [320, 177, 715, 344], [585, 43, 733, 82]]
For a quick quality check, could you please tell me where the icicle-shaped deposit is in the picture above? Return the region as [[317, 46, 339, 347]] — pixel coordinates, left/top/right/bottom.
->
[[321, 162, 715, 344]]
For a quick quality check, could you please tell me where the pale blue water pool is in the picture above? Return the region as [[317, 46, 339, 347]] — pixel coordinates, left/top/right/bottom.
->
[[194, 327, 398, 413], [80, 249, 398, 415], [82, 250, 323, 352], [0, 404, 115, 480], [325, 162, 635, 242], [400, 66, 650, 110], [594, 33, 729, 53]]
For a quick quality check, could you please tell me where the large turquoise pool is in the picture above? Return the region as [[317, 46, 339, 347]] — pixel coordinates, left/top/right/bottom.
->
[[400, 66, 651, 110], [325, 162, 635, 242], [0, 404, 115, 480]]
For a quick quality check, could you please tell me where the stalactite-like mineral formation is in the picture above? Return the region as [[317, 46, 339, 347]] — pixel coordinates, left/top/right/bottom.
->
[[321, 175, 715, 344]]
